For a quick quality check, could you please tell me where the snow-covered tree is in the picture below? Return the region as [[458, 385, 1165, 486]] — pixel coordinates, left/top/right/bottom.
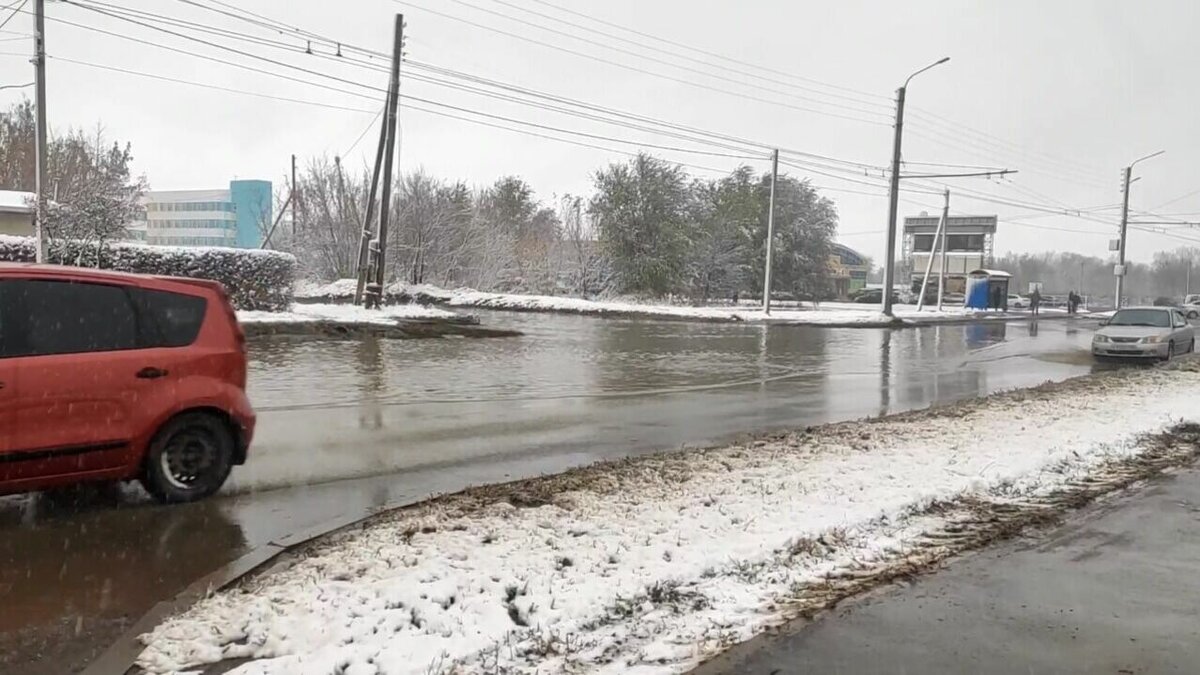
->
[[590, 153, 692, 296]]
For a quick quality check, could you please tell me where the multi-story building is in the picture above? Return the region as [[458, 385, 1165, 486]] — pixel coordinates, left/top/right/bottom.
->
[[0, 190, 34, 237], [902, 213, 997, 293], [829, 243, 869, 299], [128, 179, 272, 248]]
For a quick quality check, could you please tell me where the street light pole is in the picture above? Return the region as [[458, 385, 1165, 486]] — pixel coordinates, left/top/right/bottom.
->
[[882, 57, 950, 317], [1115, 150, 1164, 309]]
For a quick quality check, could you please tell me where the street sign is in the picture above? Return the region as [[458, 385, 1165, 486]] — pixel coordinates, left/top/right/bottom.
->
[[1109, 239, 1120, 251], [1113, 264, 1126, 277]]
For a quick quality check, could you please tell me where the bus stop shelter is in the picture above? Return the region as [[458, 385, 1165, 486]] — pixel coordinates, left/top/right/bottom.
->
[[966, 269, 1012, 310]]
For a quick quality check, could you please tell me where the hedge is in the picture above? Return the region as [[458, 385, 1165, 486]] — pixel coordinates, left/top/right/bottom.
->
[[0, 235, 296, 311]]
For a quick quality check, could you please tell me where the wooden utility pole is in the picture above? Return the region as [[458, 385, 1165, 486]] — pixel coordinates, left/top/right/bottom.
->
[[762, 149, 779, 314], [370, 13, 404, 306]]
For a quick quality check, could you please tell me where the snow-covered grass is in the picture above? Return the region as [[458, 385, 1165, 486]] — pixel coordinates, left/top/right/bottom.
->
[[238, 302, 457, 326], [295, 279, 1032, 326], [137, 362, 1200, 675]]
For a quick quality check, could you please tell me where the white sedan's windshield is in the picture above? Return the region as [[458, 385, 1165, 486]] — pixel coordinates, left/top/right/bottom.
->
[[1109, 309, 1170, 327]]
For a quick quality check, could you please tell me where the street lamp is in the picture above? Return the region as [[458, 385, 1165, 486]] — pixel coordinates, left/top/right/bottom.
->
[[1115, 149, 1165, 309], [881, 57, 950, 317]]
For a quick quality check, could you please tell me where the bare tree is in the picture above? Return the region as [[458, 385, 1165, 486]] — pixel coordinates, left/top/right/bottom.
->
[[289, 156, 365, 281]]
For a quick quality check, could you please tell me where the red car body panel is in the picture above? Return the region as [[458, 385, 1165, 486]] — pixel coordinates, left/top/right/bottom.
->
[[0, 264, 255, 496]]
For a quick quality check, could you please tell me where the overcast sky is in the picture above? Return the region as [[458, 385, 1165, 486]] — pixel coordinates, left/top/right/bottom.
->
[[1, 0, 1198, 263]]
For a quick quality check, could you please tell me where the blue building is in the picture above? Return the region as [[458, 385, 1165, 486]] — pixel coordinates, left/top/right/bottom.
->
[[130, 179, 273, 248]]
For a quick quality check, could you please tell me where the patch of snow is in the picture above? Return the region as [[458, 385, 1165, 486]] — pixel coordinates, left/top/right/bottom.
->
[[0, 190, 34, 212], [237, 302, 457, 325], [411, 285, 1027, 325], [294, 277, 360, 299], [136, 368, 1200, 675]]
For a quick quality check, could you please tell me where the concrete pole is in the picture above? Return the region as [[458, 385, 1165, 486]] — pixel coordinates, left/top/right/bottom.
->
[[762, 149, 779, 315], [937, 189, 950, 310], [881, 85, 906, 317], [914, 198, 946, 312], [33, 0, 47, 263], [372, 14, 403, 301], [1115, 165, 1132, 309]]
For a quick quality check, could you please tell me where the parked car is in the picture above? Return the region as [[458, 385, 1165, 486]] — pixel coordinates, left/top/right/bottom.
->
[[852, 288, 900, 304], [1008, 294, 1030, 309], [1091, 306, 1196, 361], [1184, 294, 1200, 319], [0, 265, 255, 502]]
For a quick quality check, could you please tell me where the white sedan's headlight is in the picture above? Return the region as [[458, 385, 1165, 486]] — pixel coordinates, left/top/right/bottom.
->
[[1142, 335, 1164, 343], [1093, 334, 1110, 343]]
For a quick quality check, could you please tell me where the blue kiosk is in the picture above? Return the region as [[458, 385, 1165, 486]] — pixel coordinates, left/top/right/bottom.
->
[[965, 269, 1012, 310]]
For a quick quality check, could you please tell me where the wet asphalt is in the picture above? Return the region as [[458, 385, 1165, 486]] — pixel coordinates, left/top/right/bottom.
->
[[691, 466, 1200, 675], [0, 314, 1113, 674]]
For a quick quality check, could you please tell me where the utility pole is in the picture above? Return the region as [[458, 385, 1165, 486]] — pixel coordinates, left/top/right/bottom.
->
[[353, 109, 389, 305], [914, 193, 946, 312], [1115, 165, 1132, 310], [881, 85, 906, 317], [881, 57, 950, 317], [937, 188, 950, 311], [762, 149, 779, 314], [1187, 258, 1192, 296], [369, 14, 403, 307], [290, 154, 298, 238], [33, 0, 47, 263], [1114, 150, 1164, 309]]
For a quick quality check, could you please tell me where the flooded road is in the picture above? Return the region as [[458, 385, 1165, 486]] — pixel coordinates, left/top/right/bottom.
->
[[0, 314, 1107, 674]]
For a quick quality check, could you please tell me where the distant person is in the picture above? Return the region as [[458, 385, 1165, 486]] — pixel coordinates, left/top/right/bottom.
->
[[1030, 288, 1042, 315], [1067, 291, 1079, 315]]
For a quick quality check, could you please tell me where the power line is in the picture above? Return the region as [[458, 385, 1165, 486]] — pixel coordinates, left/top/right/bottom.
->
[[906, 108, 1110, 182], [393, 0, 892, 126], [68, 0, 881, 170], [488, 0, 894, 113], [523, 0, 890, 103], [0, 0, 27, 32], [343, 105, 384, 156], [49, 55, 379, 113]]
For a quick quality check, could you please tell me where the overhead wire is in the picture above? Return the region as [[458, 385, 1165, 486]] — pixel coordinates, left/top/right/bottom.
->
[[0, 0, 27, 32], [522, 0, 891, 103], [67, 0, 889, 174], [392, 0, 892, 126], [488, 0, 894, 113]]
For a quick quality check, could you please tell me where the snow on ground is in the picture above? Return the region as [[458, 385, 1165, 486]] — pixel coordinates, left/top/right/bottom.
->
[[137, 364, 1200, 675], [238, 302, 457, 325], [296, 279, 1031, 326]]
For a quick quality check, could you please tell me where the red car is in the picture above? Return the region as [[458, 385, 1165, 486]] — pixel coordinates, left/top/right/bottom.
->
[[0, 264, 255, 502]]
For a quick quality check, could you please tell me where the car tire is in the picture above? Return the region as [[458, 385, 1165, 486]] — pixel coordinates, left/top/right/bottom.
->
[[1189, 310, 1199, 320], [141, 412, 234, 504], [1162, 342, 1175, 362]]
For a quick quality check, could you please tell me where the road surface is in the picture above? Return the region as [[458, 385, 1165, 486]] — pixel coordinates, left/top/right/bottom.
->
[[0, 313, 1108, 674], [691, 466, 1200, 675]]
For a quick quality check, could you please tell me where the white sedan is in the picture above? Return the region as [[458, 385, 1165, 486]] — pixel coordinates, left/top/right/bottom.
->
[[1008, 294, 1030, 309]]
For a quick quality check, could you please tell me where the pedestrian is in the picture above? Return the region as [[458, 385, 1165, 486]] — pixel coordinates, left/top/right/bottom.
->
[[1030, 288, 1042, 316], [1067, 291, 1078, 315]]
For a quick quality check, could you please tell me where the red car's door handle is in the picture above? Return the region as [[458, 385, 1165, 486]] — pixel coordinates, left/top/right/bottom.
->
[[136, 367, 169, 379]]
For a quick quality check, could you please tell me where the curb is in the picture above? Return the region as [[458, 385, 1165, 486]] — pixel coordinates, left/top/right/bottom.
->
[[80, 507, 391, 675]]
